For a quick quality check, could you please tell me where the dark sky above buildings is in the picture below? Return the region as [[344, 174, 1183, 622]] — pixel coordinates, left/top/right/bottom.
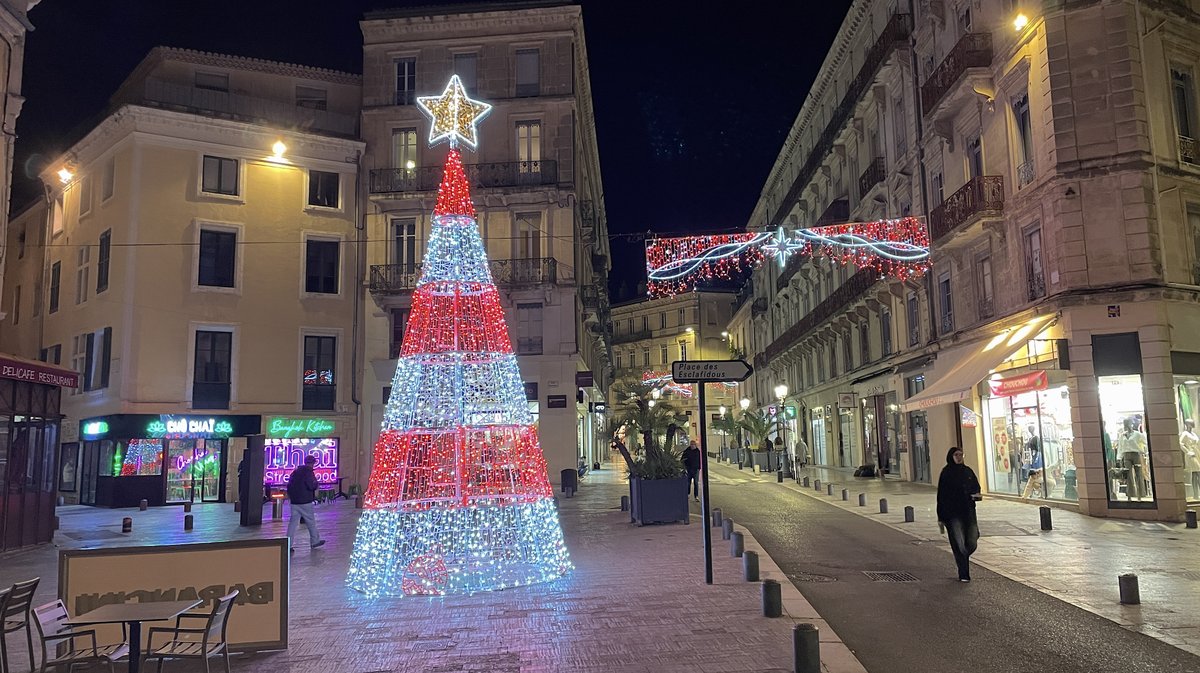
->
[[14, 1, 843, 300]]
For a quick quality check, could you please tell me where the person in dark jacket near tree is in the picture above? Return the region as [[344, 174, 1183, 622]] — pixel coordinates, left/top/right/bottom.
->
[[681, 439, 703, 501], [936, 446, 982, 582], [286, 455, 326, 552]]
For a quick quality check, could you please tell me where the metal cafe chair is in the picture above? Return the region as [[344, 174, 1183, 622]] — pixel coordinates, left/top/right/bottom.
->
[[142, 590, 238, 673], [1, 577, 40, 673], [30, 600, 128, 673]]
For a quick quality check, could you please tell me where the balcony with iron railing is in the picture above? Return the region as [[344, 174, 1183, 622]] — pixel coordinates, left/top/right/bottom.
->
[[978, 295, 994, 320], [734, 278, 755, 312], [369, 160, 559, 194], [777, 254, 805, 292], [858, 157, 886, 198], [815, 198, 850, 228], [612, 328, 653, 345], [921, 32, 993, 116], [768, 13, 912, 229], [124, 78, 358, 137], [928, 176, 1004, 242], [369, 258, 558, 294], [1027, 271, 1046, 301], [752, 297, 769, 318], [1016, 160, 1035, 188], [761, 268, 880, 367], [940, 312, 955, 336], [1180, 136, 1198, 165]]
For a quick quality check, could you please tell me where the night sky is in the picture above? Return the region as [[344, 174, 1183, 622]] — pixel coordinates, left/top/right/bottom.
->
[[13, 1, 843, 300]]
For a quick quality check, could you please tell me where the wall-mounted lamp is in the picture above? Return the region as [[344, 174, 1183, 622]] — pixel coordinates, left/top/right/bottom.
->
[[272, 141, 287, 159], [57, 167, 74, 184], [1013, 13, 1029, 31]]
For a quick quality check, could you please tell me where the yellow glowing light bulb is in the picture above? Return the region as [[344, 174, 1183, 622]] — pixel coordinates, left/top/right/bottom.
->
[[1013, 13, 1029, 31]]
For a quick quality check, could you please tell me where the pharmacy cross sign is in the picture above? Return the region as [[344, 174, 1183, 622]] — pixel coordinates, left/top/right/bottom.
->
[[671, 359, 753, 384]]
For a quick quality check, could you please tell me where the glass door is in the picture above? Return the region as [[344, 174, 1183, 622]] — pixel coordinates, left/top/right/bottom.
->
[[165, 440, 196, 503], [910, 411, 931, 482], [166, 439, 225, 503], [199, 439, 223, 503]]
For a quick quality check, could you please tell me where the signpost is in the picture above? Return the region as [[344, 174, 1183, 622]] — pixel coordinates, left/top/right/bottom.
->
[[670, 359, 752, 585]]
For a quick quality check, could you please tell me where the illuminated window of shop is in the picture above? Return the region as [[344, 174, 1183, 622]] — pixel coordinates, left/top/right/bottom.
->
[[981, 371, 1076, 502], [1174, 370, 1200, 503], [117, 439, 163, 477], [1094, 332, 1155, 506]]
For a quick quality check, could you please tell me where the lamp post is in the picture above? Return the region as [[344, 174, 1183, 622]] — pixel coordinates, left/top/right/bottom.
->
[[774, 383, 789, 477], [719, 405, 727, 457], [739, 397, 750, 468]]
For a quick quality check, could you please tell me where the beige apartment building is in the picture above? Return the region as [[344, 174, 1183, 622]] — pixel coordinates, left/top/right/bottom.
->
[[1, 47, 366, 508], [610, 291, 737, 452], [358, 1, 613, 484], [741, 0, 1200, 521]]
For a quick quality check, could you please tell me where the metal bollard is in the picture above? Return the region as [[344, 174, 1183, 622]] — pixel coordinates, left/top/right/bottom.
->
[[354, 494, 364, 509], [565, 486, 575, 498], [722, 517, 734, 540], [761, 579, 782, 617], [904, 505, 915, 523], [1119, 573, 1141, 605], [730, 531, 744, 558], [802, 476, 810, 487], [826, 483, 834, 496], [620, 495, 629, 512], [184, 514, 194, 531], [858, 493, 866, 507], [1040, 506, 1053, 531], [183, 501, 192, 513], [814, 479, 821, 491], [233, 500, 241, 512], [777, 470, 784, 483], [879, 498, 888, 514], [271, 497, 284, 521], [712, 508, 723, 527], [139, 499, 148, 511], [841, 488, 849, 501], [121, 517, 132, 533], [1186, 509, 1197, 529], [793, 623, 821, 673], [743, 550, 760, 581]]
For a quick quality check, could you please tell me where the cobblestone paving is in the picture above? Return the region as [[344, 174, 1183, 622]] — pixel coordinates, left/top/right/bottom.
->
[[710, 459, 1200, 657], [0, 465, 864, 672]]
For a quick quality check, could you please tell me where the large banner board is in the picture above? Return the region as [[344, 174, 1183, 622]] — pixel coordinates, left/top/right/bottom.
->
[[59, 538, 288, 650]]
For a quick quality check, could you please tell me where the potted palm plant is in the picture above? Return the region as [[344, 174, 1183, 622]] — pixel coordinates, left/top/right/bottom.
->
[[712, 413, 739, 463], [611, 377, 690, 525], [738, 410, 775, 472]]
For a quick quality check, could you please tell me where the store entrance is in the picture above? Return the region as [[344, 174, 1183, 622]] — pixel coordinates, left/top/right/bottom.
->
[[165, 439, 225, 503], [910, 411, 931, 483]]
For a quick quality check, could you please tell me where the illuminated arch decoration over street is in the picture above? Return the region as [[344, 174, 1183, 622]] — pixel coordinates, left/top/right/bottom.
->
[[645, 217, 931, 297]]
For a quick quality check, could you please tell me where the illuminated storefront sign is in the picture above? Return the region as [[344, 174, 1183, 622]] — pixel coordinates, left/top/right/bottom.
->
[[147, 416, 235, 438], [263, 438, 339, 486], [79, 414, 260, 441], [265, 417, 336, 439], [82, 421, 109, 438]]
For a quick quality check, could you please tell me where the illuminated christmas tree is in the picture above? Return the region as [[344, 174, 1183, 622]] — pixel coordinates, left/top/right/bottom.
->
[[347, 76, 572, 597]]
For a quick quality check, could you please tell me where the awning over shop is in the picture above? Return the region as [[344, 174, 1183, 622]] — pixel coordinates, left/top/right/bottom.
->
[[900, 316, 1054, 412]]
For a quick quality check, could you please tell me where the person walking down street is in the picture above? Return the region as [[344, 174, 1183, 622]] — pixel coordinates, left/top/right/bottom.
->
[[286, 455, 326, 553], [936, 447, 982, 582], [795, 436, 809, 471], [682, 440, 702, 502]]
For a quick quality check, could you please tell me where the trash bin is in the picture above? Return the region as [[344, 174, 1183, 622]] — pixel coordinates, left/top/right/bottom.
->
[[560, 468, 578, 494]]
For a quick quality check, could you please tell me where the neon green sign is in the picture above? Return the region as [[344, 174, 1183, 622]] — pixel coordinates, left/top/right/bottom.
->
[[146, 416, 236, 438], [266, 417, 336, 438], [82, 421, 109, 437]]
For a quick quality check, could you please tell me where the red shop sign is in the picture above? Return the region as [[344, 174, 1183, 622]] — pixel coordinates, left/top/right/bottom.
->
[[0, 354, 79, 389], [988, 370, 1048, 397]]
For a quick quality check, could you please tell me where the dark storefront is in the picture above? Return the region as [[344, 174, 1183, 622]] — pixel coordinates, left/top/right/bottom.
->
[[0, 355, 78, 553], [78, 414, 260, 507]]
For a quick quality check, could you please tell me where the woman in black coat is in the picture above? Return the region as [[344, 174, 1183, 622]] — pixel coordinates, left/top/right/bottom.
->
[[936, 446, 982, 582]]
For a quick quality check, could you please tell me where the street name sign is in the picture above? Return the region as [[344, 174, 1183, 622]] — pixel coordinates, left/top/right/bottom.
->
[[671, 359, 753, 384]]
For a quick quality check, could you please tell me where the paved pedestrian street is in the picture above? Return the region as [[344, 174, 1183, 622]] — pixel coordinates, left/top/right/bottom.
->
[[711, 459, 1200, 658], [0, 466, 865, 673]]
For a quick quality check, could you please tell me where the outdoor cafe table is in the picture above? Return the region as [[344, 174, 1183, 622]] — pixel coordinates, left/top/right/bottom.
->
[[66, 599, 202, 673]]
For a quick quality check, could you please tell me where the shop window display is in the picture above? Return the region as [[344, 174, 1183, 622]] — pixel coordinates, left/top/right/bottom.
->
[[1173, 376, 1200, 502], [1099, 374, 1155, 504], [982, 379, 1077, 502]]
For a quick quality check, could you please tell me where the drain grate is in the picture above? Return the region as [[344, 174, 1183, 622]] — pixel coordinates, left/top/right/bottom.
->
[[863, 570, 919, 583], [788, 572, 837, 583]]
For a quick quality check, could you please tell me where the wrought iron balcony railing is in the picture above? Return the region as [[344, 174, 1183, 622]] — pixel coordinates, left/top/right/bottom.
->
[[928, 175, 1004, 242], [516, 337, 544, 355], [815, 198, 851, 228], [978, 296, 994, 320], [752, 297, 769, 318], [369, 160, 559, 194], [940, 312, 955, 335], [761, 268, 880, 367], [858, 157, 886, 197], [612, 328, 653, 345], [1180, 135, 1198, 165], [734, 278, 755, 311], [921, 32, 993, 115], [370, 258, 558, 294], [369, 264, 422, 293], [777, 254, 804, 292], [1027, 271, 1046, 301], [1016, 160, 1035, 187], [581, 285, 600, 311]]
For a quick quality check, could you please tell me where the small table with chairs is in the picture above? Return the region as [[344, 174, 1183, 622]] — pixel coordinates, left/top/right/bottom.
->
[[1, 577, 40, 673]]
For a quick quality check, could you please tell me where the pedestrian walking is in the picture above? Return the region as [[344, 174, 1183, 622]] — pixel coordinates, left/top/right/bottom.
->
[[682, 439, 702, 501], [286, 455, 326, 553], [936, 446, 981, 582]]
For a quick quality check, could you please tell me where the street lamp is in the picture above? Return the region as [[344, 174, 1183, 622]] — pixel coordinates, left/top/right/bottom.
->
[[774, 384, 789, 476], [719, 405, 727, 454], [738, 397, 750, 468]]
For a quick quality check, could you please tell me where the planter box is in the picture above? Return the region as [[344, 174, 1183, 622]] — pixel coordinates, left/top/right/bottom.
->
[[749, 451, 776, 472], [629, 475, 690, 526]]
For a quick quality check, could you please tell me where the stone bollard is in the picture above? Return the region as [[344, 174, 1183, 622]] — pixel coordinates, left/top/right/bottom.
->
[[1186, 509, 1197, 529], [761, 579, 782, 617], [1040, 506, 1053, 531], [826, 483, 834, 496], [904, 505, 915, 523], [777, 470, 784, 483], [841, 488, 849, 501], [184, 514, 194, 531], [183, 501, 192, 513], [712, 508, 723, 527], [1119, 573, 1141, 605], [879, 498, 889, 514], [802, 476, 810, 487], [139, 499, 148, 511], [121, 517, 132, 533], [858, 493, 866, 507], [233, 500, 241, 512], [743, 550, 760, 581], [730, 531, 744, 558], [793, 623, 821, 673], [722, 518, 734, 540], [565, 486, 575, 498], [814, 479, 821, 491], [354, 495, 364, 510], [620, 495, 629, 512]]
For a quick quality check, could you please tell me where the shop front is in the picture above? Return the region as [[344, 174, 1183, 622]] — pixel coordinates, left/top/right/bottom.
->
[[981, 370, 1078, 502], [78, 414, 261, 507], [0, 355, 78, 552], [263, 415, 344, 497]]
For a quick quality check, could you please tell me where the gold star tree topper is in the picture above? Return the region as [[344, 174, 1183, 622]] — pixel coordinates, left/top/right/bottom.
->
[[416, 75, 493, 149]]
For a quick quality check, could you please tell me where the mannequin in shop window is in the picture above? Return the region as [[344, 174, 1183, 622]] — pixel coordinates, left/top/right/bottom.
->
[[1021, 445, 1045, 498], [1117, 417, 1149, 499], [1181, 419, 1200, 499]]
